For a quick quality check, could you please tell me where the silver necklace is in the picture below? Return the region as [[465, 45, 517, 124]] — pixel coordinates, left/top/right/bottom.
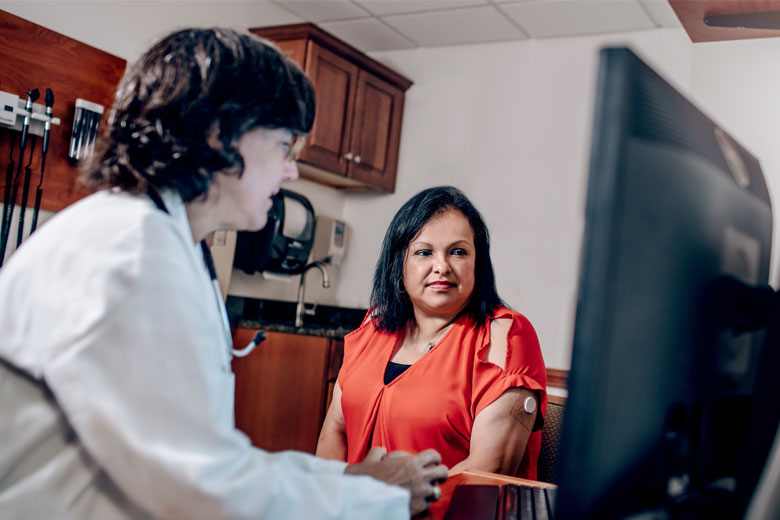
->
[[421, 324, 452, 354]]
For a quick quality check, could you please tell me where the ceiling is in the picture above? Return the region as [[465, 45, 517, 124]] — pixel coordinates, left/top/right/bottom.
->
[[265, 0, 683, 52], [5, 0, 780, 62]]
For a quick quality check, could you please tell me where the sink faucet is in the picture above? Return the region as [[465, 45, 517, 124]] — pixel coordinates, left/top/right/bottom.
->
[[295, 261, 330, 328]]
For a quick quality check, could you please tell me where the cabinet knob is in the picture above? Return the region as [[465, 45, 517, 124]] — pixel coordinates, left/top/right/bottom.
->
[[343, 152, 354, 161], [353, 155, 361, 164]]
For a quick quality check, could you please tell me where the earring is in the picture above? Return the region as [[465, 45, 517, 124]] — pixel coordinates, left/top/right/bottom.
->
[[398, 280, 406, 294]]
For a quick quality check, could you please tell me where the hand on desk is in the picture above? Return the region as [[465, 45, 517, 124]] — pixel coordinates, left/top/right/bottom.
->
[[345, 447, 449, 515]]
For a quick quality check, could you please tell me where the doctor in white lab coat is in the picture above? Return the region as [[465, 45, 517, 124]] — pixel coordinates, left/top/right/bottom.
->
[[0, 27, 447, 519]]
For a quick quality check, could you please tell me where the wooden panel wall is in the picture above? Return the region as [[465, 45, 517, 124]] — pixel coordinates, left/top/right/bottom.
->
[[0, 10, 125, 213]]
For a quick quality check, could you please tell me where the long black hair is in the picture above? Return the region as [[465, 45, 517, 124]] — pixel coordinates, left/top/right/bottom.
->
[[82, 28, 315, 202], [370, 186, 505, 332]]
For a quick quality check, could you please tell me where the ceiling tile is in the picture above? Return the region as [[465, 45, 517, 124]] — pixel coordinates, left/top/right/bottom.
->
[[354, 0, 487, 16], [320, 18, 417, 51], [271, 0, 371, 22], [498, 0, 656, 38], [638, 0, 682, 28], [383, 5, 528, 47]]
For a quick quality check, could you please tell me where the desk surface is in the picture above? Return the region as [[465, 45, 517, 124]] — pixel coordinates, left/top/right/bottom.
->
[[418, 469, 556, 519]]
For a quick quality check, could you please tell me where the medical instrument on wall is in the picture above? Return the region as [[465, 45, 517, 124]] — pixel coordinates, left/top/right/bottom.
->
[[15, 137, 36, 247], [0, 136, 35, 266], [15, 90, 51, 245], [68, 98, 104, 161], [29, 89, 53, 236], [1, 89, 37, 249], [0, 88, 62, 142], [2, 133, 15, 244], [0, 88, 60, 266], [0, 89, 38, 267]]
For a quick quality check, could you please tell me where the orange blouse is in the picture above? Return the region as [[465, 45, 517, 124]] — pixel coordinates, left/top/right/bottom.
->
[[338, 306, 547, 479]]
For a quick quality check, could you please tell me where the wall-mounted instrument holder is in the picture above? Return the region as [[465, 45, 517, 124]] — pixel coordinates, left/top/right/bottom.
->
[[0, 89, 61, 136], [0, 87, 59, 267], [68, 98, 104, 162]]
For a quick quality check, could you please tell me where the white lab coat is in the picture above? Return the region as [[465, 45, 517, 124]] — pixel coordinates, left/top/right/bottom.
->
[[0, 189, 408, 519]]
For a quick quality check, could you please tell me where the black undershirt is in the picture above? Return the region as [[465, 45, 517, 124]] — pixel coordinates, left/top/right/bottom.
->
[[384, 361, 411, 384]]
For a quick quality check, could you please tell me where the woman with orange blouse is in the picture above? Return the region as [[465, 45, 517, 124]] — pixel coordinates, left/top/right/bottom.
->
[[316, 186, 547, 478]]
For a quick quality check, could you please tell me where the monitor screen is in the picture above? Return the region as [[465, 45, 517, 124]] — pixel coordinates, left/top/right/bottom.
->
[[557, 47, 778, 519]]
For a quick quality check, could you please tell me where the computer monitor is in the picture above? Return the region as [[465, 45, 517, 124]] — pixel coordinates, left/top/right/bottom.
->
[[556, 47, 779, 519]]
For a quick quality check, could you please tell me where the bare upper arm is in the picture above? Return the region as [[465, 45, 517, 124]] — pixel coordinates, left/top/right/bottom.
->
[[316, 380, 347, 460], [449, 318, 542, 475], [322, 380, 345, 429], [487, 317, 512, 369], [450, 386, 537, 475]]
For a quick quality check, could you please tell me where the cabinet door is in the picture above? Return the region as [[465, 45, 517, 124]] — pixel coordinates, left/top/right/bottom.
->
[[232, 329, 331, 454], [298, 42, 358, 176], [348, 70, 404, 193]]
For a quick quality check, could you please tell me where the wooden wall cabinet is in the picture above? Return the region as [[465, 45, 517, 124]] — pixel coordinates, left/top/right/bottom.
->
[[231, 328, 344, 454], [251, 24, 412, 193]]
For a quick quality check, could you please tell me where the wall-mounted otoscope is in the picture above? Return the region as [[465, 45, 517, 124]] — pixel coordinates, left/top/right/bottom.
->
[[0, 88, 39, 267], [2, 134, 14, 248], [2, 89, 38, 240], [0, 87, 60, 266], [16, 88, 52, 246], [29, 88, 53, 236]]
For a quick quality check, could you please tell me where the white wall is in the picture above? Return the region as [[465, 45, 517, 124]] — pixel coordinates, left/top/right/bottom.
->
[[340, 28, 692, 369], [688, 39, 780, 287]]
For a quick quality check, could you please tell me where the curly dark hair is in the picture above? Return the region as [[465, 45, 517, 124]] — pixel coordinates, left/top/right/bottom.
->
[[81, 28, 315, 202], [370, 186, 505, 332]]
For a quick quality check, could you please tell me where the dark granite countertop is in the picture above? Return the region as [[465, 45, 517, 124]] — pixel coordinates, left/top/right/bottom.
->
[[233, 320, 355, 339], [227, 296, 366, 340]]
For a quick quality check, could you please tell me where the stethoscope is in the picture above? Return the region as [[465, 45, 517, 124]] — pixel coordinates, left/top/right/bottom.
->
[[147, 188, 262, 358]]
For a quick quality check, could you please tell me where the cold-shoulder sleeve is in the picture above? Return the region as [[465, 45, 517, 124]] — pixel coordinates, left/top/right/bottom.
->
[[339, 310, 375, 376], [471, 310, 547, 429]]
